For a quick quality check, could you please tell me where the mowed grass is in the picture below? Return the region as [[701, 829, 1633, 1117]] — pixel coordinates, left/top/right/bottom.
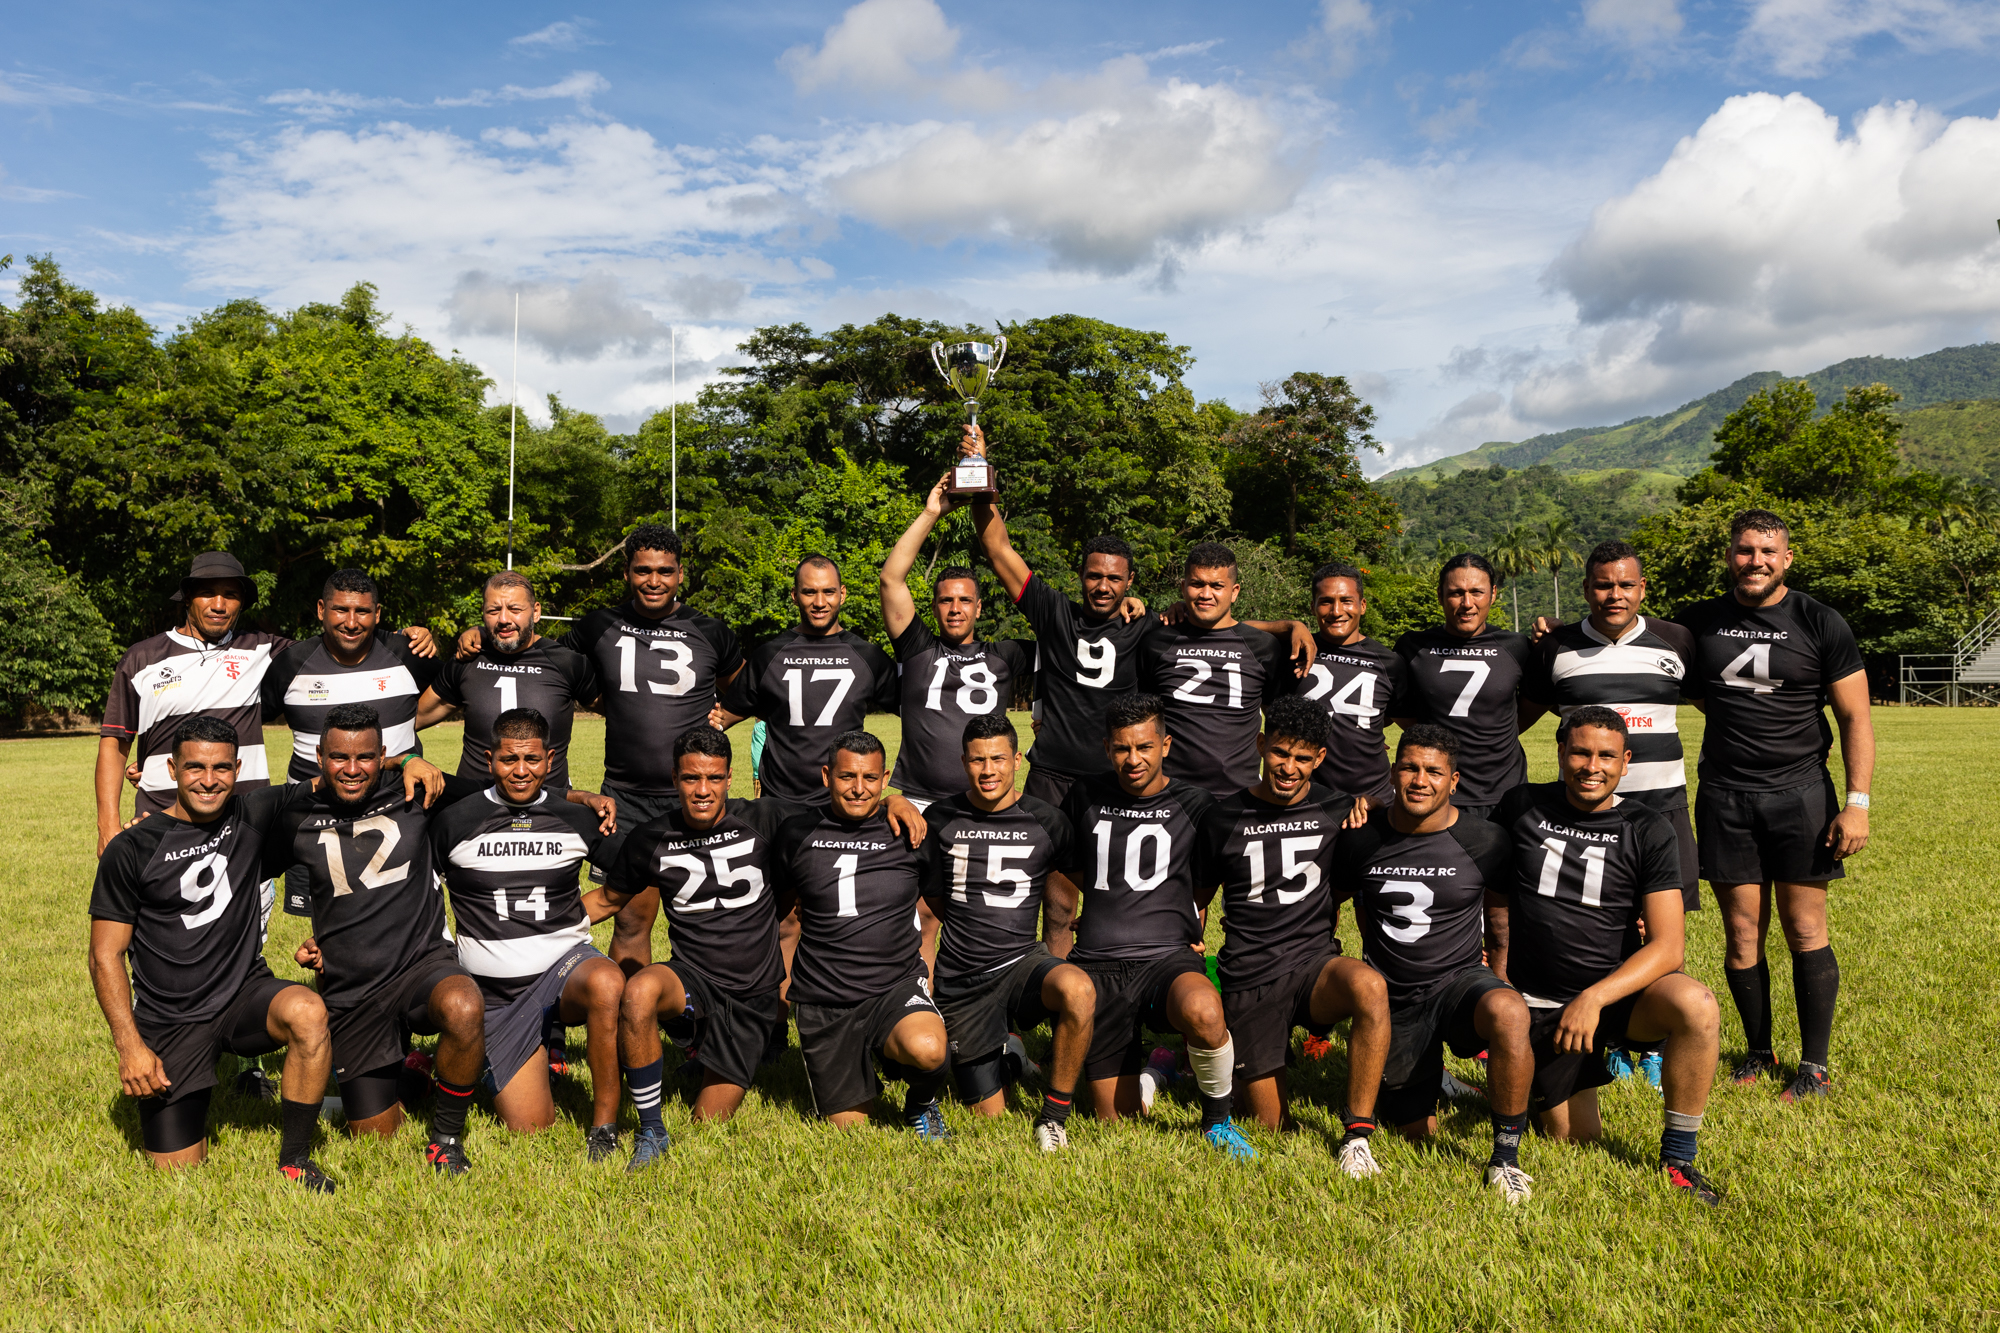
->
[[5, 708, 1999, 1331]]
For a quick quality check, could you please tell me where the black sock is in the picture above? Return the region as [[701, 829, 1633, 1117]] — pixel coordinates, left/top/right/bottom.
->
[[1792, 946, 1840, 1068], [1725, 960, 1773, 1055], [1038, 1089, 1074, 1127], [1489, 1111, 1528, 1168], [278, 1098, 319, 1166], [432, 1079, 475, 1141], [1199, 1093, 1232, 1131], [902, 1068, 948, 1120], [1342, 1113, 1377, 1141]]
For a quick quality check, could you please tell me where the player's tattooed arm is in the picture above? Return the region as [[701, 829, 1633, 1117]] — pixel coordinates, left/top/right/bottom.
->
[[88, 919, 173, 1098], [565, 787, 618, 835], [1482, 892, 1511, 984], [884, 793, 928, 847], [1042, 872, 1080, 959]]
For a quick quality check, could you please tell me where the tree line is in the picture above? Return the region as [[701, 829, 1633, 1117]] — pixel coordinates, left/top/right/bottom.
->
[[2, 254, 1992, 720]]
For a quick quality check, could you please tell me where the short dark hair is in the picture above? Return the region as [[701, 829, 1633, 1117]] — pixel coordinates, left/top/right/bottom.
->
[[1262, 695, 1329, 749], [830, 729, 885, 762], [933, 566, 980, 599], [1584, 540, 1641, 578], [322, 703, 383, 745], [673, 725, 733, 769], [1184, 541, 1238, 578], [1557, 705, 1630, 744], [625, 524, 682, 562], [961, 712, 1018, 751], [1312, 563, 1366, 594], [493, 707, 550, 745], [1079, 535, 1135, 577], [1730, 509, 1789, 543], [172, 715, 238, 757], [795, 554, 841, 586], [1437, 553, 1499, 592], [485, 570, 536, 602], [1104, 692, 1166, 738], [322, 568, 380, 605], [1395, 724, 1460, 770]]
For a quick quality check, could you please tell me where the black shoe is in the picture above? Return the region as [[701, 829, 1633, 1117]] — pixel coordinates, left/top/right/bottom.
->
[[586, 1125, 621, 1162], [235, 1067, 279, 1103], [1661, 1157, 1721, 1206], [279, 1158, 336, 1194], [1780, 1063, 1831, 1103], [425, 1134, 472, 1176], [1731, 1050, 1778, 1085]]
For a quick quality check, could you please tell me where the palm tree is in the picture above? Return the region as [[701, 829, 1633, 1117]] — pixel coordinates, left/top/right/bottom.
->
[[1541, 517, 1581, 622], [1492, 524, 1536, 630]]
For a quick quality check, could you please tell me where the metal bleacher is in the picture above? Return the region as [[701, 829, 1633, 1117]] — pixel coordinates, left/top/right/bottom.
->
[[1900, 608, 2000, 705]]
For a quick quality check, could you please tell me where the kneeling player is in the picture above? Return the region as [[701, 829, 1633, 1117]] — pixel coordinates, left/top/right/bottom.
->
[[1491, 707, 1723, 1204], [773, 732, 952, 1136], [608, 727, 800, 1168], [1058, 695, 1256, 1159], [1332, 725, 1536, 1203], [920, 713, 1095, 1150], [431, 708, 629, 1159], [1196, 696, 1387, 1177], [89, 717, 337, 1189]]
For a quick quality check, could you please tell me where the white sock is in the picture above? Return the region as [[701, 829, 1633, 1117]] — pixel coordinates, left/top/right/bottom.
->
[[1186, 1039, 1234, 1100]]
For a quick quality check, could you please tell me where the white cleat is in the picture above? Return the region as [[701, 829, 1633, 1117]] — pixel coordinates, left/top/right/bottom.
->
[[1336, 1135, 1383, 1180], [1485, 1163, 1534, 1205], [1137, 1047, 1178, 1116], [1032, 1120, 1069, 1152]]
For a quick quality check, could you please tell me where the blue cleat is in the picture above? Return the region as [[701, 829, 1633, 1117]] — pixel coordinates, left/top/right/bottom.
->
[[1605, 1048, 1637, 1080], [1204, 1121, 1258, 1161], [905, 1101, 953, 1143], [1638, 1049, 1663, 1089], [627, 1125, 672, 1173]]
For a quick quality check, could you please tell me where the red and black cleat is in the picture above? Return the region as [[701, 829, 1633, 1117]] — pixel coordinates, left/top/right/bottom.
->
[[1660, 1157, 1721, 1206], [1731, 1050, 1779, 1085], [1779, 1065, 1831, 1103], [425, 1135, 472, 1176], [279, 1158, 337, 1194]]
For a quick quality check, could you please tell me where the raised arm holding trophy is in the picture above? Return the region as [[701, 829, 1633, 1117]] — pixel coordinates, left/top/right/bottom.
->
[[932, 337, 1005, 500]]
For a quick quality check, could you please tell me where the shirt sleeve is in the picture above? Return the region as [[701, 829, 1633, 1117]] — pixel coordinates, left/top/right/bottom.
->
[[1636, 812, 1684, 899], [99, 648, 141, 740], [1388, 634, 1423, 716], [612, 828, 655, 897], [262, 640, 305, 722], [564, 647, 601, 706], [1811, 599, 1866, 683], [1253, 627, 1293, 704], [719, 644, 765, 718], [1015, 573, 1069, 634], [87, 835, 147, 922], [889, 616, 936, 663], [394, 632, 446, 692], [1454, 816, 1515, 893], [429, 658, 466, 707], [1056, 784, 1093, 877], [1521, 635, 1558, 710], [706, 619, 745, 684], [863, 643, 900, 711], [1327, 822, 1376, 903]]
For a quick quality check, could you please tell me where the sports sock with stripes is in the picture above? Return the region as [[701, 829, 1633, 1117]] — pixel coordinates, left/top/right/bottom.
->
[[1341, 1112, 1377, 1141], [1038, 1089, 1074, 1127], [624, 1057, 666, 1135], [431, 1079, 476, 1141], [1791, 945, 1839, 1068], [1724, 959, 1773, 1055], [1489, 1110, 1529, 1169], [278, 1098, 319, 1166], [1660, 1109, 1702, 1164]]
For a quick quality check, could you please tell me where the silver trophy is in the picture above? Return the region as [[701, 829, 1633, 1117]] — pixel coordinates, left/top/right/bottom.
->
[[931, 337, 1006, 498]]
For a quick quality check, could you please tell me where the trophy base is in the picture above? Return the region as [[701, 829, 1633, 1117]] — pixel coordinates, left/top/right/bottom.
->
[[948, 459, 999, 499]]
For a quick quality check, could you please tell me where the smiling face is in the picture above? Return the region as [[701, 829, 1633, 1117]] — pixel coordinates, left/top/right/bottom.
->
[[1181, 564, 1240, 629], [318, 727, 385, 808], [183, 579, 246, 642], [823, 746, 887, 819], [674, 751, 731, 830], [793, 563, 847, 633], [1728, 526, 1793, 603], [319, 588, 381, 661], [1314, 575, 1366, 644], [483, 583, 539, 654], [1391, 746, 1458, 820], [1079, 553, 1134, 620], [1583, 557, 1646, 635], [491, 733, 552, 803], [1254, 731, 1325, 805], [934, 576, 981, 646], [169, 741, 240, 820], [1558, 723, 1629, 810], [1439, 566, 1495, 638], [627, 547, 683, 616]]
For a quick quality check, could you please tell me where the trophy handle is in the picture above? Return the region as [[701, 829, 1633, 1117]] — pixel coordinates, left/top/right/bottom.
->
[[929, 341, 948, 382], [991, 335, 1006, 375]]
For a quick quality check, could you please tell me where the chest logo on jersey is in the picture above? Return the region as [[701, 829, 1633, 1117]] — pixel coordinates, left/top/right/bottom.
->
[[809, 838, 890, 852], [1370, 863, 1454, 877], [1535, 818, 1619, 844], [1615, 708, 1656, 730], [221, 652, 254, 681], [475, 661, 542, 676], [1428, 647, 1499, 659], [509, 817, 534, 832], [476, 839, 563, 857], [150, 669, 186, 697]]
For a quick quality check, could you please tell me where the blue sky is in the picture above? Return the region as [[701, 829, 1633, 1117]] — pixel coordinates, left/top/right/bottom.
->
[[6, 0, 2000, 472]]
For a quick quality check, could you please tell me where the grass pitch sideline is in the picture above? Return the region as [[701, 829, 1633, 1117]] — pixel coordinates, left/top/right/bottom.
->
[[4, 708, 1998, 1330]]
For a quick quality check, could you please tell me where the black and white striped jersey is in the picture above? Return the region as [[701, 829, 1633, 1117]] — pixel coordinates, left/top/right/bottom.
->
[[1527, 617, 1694, 809], [264, 635, 440, 781], [1301, 633, 1407, 804], [102, 629, 291, 814], [430, 788, 624, 1002]]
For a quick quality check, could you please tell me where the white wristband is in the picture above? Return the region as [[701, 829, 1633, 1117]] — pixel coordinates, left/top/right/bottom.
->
[[1845, 792, 1870, 810]]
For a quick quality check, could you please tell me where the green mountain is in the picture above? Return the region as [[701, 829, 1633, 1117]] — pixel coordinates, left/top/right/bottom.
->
[[1379, 342, 2000, 482]]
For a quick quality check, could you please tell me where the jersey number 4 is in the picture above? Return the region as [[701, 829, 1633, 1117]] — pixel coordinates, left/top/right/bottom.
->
[[315, 817, 410, 897], [1719, 643, 1782, 694], [1304, 667, 1379, 728]]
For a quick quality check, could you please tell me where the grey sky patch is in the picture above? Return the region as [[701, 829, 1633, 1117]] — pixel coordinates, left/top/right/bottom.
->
[[666, 274, 746, 319], [448, 270, 669, 361]]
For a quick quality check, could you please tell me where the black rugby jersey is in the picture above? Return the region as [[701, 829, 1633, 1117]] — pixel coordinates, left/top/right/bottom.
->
[[1331, 808, 1510, 1007], [102, 629, 291, 814], [265, 634, 440, 781], [1677, 591, 1865, 791], [613, 796, 803, 996], [429, 639, 597, 790], [1196, 785, 1355, 992], [888, 619, 1031, 802], [1495, 782, 1682, 1005], [562, 603, 742, 795], [90, 784, 302, 1025], [720, 628, 897, 806], [273, 776, 470, 1011], [1301, 633, 1406, 803], [1393, 626, 1535, 807], [1527, 617, 1693, 809], [1015, 573, 1155, 779], [917, 794, 1074, 977], [1139, 620, 1291, 797], [772, 806, 926, 1005], [431, 787, 624, 1003], [1058, 776, 1218, 964]]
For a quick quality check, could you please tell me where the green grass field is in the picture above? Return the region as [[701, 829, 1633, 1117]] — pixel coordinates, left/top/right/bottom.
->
[[7, 709, 1999, 1330]]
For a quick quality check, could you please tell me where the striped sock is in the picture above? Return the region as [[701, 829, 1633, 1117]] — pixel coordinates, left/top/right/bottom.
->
[[1038, 1089, 1074, 1127], [624, 1057, 666, 1135], [1342, 1112, 1377, 1141], [431, 1079, 475, 1141], [1661, 1109, 1702, 1164]]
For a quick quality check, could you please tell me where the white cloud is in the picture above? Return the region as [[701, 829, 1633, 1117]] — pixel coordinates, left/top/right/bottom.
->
[[0, 72, 96, 107], [1526, 92, 2000, 422], [1583, 0, 1684, 45], [266, 72, 608, 120], [781, 0, 960, 95], [509, 21, 597, 52], [449, 270, 670, 360], [1143, 41, 1223, 60], [1740, 0, 2000, 77], [1303, 0, 1384, 77]]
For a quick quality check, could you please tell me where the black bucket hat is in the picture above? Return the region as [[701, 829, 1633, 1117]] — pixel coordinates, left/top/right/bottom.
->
[[170, 551, 257, 606]]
